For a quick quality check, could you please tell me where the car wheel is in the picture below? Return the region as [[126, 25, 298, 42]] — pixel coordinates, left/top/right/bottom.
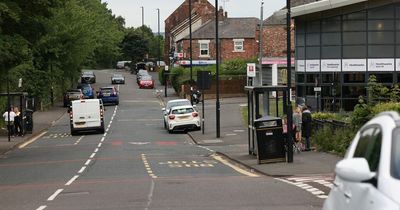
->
[[163, 121, 167, 129], [115, 101, 119, 105], [71, 130, 78, 136], [99, 127, 105, 134], [168, 129, 173, 134]]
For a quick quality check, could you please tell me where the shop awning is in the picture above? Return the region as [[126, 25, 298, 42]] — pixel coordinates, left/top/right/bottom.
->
[[274, 0, 367, 18]]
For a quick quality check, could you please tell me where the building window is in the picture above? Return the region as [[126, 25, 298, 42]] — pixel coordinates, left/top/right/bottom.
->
[[233, 39, 244, 52], [198, 40, 210, 57]]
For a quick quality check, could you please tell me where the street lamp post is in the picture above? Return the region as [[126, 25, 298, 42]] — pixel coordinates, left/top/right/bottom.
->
[[189, 0, 193, 104], [141, 6, 144, 27], [286, 0, 293, 163], [215, 0, 220, 138], [259, 0, 264, 86], [157, 8, 161, 69], [7, 68, 11, 142]]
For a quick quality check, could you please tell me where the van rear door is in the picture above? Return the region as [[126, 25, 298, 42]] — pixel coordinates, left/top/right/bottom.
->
[[72, 100, 101, 129]]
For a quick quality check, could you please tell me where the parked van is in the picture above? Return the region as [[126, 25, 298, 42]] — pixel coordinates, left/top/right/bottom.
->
[[70, 99, 105, 135]]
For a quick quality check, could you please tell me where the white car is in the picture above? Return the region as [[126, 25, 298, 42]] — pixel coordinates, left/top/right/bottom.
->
[[165, 105, 200, 133], [323, 111, 400, 210], [162, 99, 193, 129]]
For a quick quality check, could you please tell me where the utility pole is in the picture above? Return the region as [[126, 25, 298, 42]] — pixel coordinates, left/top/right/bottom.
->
[[7, 67, 10, 142], [141, 6, 144, 27], [215, 0, 220, 138], [157, 8, 161, 70], [286, 0, 293, 163], [259, 0, 264, 86], [189, 0, 193, 104]]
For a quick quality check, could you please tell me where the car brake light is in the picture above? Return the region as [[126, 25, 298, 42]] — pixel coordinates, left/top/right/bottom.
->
[[192, 112, 198, 117], [169, 115, 175, 120]]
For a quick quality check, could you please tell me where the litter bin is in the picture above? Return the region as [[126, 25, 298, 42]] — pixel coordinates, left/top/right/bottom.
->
[[254, 115, 286, 164], [23, 109, 34, 134]]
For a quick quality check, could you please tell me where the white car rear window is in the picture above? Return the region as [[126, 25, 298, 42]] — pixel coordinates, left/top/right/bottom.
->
[[172, 108, 194, 114]]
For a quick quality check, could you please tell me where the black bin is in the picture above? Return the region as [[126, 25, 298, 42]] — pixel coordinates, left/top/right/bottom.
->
[[254, 116, 286, 164], [23, 109, 34, 134]]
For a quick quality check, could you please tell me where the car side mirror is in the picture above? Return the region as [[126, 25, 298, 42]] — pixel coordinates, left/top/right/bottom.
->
[[162, 108, 166, 111], [335, 158, 376, 182], [193, 105, 197, 108]]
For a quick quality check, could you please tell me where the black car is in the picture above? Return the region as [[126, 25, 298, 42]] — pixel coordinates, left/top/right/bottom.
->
[[81, 71, 96, 84]]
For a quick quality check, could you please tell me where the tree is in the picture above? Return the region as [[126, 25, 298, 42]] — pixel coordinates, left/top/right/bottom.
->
[[121, 28, 149, 62]]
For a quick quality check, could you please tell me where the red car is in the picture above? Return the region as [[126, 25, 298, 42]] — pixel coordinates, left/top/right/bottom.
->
[[139, 75, 154, 89]]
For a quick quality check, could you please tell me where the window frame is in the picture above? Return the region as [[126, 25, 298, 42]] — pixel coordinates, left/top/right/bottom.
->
[[198, 40, 210, 57], [233, 39, 245, 52]]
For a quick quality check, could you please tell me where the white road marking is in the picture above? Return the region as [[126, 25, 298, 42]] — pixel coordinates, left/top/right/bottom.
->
[[78, 166, 86, 174], [144, 179, 155, 210], [98, 143, 102, 147], [275, 176, 333, 199], [74, 136, 84, 145], [90, 153, 96, 158], [85, 159, 91, 166], [94, 148, 99, 153], [65, 175, 79, 186], [18, 131, 47, 148], [212, 154, 259, 177], [36, 205, 47, 210], [47, 189, 63, 201]]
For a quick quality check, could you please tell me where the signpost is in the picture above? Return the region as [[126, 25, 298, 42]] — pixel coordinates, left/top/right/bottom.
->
[[164, 66, 169, 97], [247, 63, 256, 86]]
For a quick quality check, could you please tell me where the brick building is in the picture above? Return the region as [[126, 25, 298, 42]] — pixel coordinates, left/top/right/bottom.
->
[[175, 10, 259, 64], [164, 0, 215, 63]]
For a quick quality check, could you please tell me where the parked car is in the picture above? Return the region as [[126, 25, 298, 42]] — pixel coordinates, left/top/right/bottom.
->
[[136, 70, 149, 84], [116, 61, 130, 69], [165, 105, 200, 133], [138, 75, 154, 89], [77, 83, 95, 99], [162, 99, 193, 129], [323, 111, 400, 210], [81, 71, 96, 84], [63, 89, 83, 107], [70, 99, 105, 135], [111, 74, 125, 84], [97, 86, 119, 105]]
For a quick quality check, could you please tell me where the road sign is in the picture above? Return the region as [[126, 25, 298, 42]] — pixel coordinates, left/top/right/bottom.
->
[[314, 87, 321, 92], [247, 63, 256, 77], [165, 66, 169, 71]]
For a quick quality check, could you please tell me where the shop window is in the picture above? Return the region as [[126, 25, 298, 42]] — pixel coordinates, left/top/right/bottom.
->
[[296, 34, 305, 46], [306, 33, 320, 46], [306, 21, 320, 33], [322, 46, 341, 59], [368, 5, 394, 19], [322, 33, 341, 45], [306, 86, 315, 95], [306, 46, 320, 59], [343, 32, 367, 45], [344, 73, 365, 83], [368, 45, 394, 58], [297, 74, 305, 83], [306, 74, 319, 84], [343, 11, 366, 20], [342, 99, 360, 111], [368, 20, 394, 31], [343, 20, 366, 31], [296, 85, 304, 97], [368, 32, 394, 44], [396, 33, 400, 44], [396, 45, 400, 57], [296, 47, 305, 59], [343, 85, 366, 97], [398, 72, 400, 82], [343, 45, 366, 58], [369, 73, 393, 83], [322, 18, 341, 32]]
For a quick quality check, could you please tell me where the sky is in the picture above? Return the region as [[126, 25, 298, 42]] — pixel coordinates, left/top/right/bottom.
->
[[103, 0, 286, 32]]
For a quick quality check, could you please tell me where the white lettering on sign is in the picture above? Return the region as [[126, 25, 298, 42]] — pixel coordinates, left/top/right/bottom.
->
[[321, 60, 341, 72], [306, 60, 320, 72], [265, 132, 273, 136], [342, 59, 366, 72], [296, 60, 305, 72], [368, 59, 394, 71], [247, 63, 256, 77]]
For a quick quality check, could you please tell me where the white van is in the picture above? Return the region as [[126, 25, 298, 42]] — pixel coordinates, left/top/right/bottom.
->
[[70, 99, 105, 135]]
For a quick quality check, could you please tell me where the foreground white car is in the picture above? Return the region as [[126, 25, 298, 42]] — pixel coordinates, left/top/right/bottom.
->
[[323, 111, 400, 210], [162, 99, 192, 129], [166, 105, 200, 133]]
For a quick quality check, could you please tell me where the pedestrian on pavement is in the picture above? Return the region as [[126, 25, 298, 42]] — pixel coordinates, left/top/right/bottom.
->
[[13, 107, 23, 136], [293, 107, 302, 142], [2, 107, 16, 137], [302, 106, 312, 151]]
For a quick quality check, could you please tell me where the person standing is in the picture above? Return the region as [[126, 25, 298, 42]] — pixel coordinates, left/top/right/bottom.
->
[[302, 106, 312, 151], [3, 107, 16, 137], [13, 107, 23, 136], [292, 107, 302, 142]]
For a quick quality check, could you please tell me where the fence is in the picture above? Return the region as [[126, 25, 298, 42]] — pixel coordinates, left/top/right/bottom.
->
[[312, 119, 348, 132]]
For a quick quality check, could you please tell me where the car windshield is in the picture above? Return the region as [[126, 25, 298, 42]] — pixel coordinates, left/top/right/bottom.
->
[[392, 128, 400, 179], [83, 72, 93, 76], [113, 74, 123, 78], [141, 76, 152, 80], [171, 107, 194, 114], [167, 101, 191, 110], [100, 88, 114, 94]]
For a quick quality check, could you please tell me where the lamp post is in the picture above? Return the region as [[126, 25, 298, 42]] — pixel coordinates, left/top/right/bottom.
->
[[189, 0, 193, 104], [7, 68, 11, 142], [215, 0, 220, 138], [157, 8, 161, 69], [286, 0, 293, 163], [259, 0, 264, 86], [141, 6, 144, 27]]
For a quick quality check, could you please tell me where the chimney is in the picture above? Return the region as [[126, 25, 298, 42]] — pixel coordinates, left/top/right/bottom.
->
[[218, 6, 225, 21]]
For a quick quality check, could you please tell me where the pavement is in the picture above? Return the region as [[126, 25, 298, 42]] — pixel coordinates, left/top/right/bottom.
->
[[0, 85, 342, 177]]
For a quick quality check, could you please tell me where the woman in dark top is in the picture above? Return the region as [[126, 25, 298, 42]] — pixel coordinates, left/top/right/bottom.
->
[[302, 106, 312, 151]]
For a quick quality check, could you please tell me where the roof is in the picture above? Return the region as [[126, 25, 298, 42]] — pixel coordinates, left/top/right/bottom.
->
[[181, 17, 259, 40], [264, 0, 317, 25], [274, 0, 367, 18]]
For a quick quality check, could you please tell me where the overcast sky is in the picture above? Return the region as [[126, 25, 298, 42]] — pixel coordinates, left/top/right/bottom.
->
[[103, 0, 286, 32]]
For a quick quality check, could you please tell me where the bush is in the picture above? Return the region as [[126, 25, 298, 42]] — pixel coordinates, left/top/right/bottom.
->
[[313, 126, 356, 157], [158, 67, 165, 85], [371, 102, 400, 116]]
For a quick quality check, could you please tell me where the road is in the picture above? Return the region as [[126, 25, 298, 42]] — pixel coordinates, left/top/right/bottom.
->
[[0, 70, 324, 210]]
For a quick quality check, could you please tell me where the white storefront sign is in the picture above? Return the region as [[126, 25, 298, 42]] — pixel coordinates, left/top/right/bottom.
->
[[247, 63, 256, 77], [396, 59, 400, 71], [368, 59, 394, 71], [321, 59, 341, 72], [342, 59, 366, 72], [306, 60, 320, 72], [296, 60, 305, 72]]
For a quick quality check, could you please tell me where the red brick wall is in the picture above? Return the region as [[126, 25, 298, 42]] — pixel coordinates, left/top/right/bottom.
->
[[262, 24, 295, 58], [178, 38, 258, 61]]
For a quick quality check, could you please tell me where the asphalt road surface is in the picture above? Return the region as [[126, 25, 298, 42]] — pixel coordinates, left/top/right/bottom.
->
[[0, 69, 324, 210]]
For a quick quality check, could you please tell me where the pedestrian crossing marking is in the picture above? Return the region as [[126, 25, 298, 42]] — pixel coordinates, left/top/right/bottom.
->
[[158, 160, 217, 168], [275, 175, 334, 199]]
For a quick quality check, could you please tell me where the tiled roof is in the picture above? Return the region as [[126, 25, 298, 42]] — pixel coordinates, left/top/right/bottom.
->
[[182, 17, 259, 40], [263, 0, 318, 25]]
